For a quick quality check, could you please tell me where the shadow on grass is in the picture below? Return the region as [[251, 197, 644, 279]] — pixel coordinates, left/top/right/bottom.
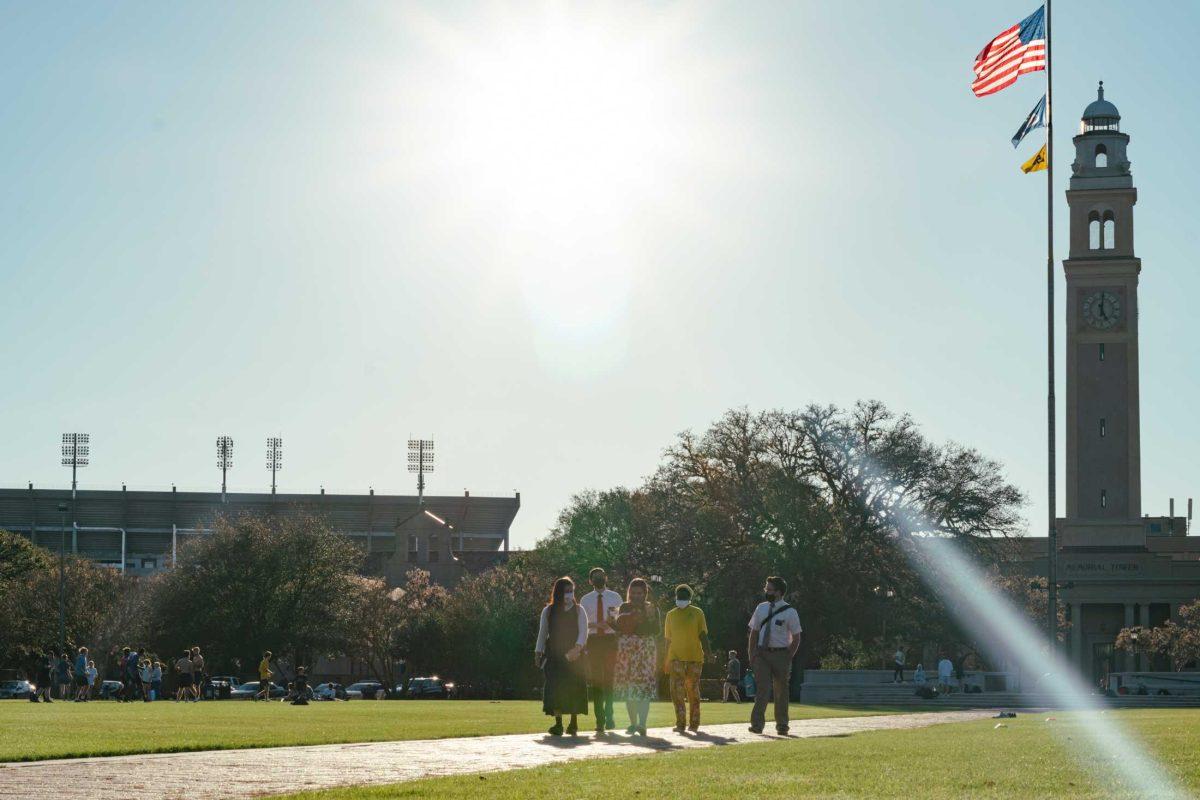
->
[[680, 731, 736, 745]]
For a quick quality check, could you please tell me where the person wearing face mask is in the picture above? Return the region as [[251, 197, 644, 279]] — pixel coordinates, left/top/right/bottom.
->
[[579, 567, 623, 735], [613, 577, 660, 736], [534, 576, 588, 736], [747, 576, 802, 735], [662, 584, 709, 733]]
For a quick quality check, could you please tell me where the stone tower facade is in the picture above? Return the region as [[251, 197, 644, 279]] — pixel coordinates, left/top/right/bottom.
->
[[1063, 82, 1141, 523]]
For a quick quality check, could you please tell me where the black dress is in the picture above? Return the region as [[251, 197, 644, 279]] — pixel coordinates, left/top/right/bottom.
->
[[541, 604, 588, 716]]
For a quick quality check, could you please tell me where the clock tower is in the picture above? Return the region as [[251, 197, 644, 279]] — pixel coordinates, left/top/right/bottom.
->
[[1063, 82, 1141, 521]]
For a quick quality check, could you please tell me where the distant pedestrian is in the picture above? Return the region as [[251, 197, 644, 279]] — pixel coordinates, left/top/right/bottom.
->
[[663, 584, 709, 734], [580, 567, 622, 735], [747, 576, 802, 736], [55, 652, 73, 699], [612, 577, 660, 736], [74, 647, 90, 701], [175, 650, 193, 701], [151, 661, 163, 701], [937, 655, 953, 694], [723, 651, 742, 703], [139, 660, 153, 701], [189, 646, 205, 701], [124, 646, 141, 701], [913, 663, 927, 686], [256, 652, 274, 700], [85, 660, 98, 700], [117, 647, 132, 701], [534, 576, 588, 737], [36, 652, 54, 703], [892, 646, 906, 683]]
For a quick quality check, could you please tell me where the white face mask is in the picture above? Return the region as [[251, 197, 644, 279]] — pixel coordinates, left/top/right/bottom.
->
[[563, 592, 575, 607], [675, 599, 691, 609]]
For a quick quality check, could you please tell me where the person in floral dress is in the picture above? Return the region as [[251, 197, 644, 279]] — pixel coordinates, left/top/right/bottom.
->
[[613, 578, 660, 736]]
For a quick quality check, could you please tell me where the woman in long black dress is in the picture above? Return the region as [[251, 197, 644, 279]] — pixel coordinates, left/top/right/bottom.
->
[[534, 576, 588, 736]]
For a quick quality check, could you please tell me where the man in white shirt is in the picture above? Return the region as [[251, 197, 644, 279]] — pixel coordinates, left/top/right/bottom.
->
[[579, 567, 623, 735], [937, 655, 954, 693], [892, 646, 906, 683], [747, 575, 802, 735]]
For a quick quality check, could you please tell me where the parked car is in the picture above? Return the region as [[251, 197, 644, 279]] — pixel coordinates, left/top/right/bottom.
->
[[230, 680, 286, 700], [345, 681, 385, 700], [314, 682, 347, 701], [404, 677, 455, 699], [98, 680, 124, 699], [202, 675, 241, 700], [0, 680, 34, 699]]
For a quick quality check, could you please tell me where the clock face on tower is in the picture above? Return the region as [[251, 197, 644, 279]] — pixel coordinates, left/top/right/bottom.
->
[[1082, 290, 1121, 330]]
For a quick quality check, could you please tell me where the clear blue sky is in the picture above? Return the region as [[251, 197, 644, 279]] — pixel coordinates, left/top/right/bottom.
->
[[2, 1, 1197, 548]]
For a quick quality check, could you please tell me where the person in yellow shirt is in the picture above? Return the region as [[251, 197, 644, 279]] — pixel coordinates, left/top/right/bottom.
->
[[256, 651, 274, 701], [662, 584, 710, 733]]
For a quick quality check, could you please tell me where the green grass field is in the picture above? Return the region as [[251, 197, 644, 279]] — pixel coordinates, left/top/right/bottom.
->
[[274, 709, 1200, 800], [0, 699, 903, 762]]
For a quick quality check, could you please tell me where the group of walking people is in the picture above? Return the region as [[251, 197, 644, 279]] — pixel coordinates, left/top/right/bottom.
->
[[534, 569, 802, 737]]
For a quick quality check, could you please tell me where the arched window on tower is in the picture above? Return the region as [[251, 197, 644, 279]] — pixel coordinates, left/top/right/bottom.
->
[[1102, 210, 1116, 250], [1089, 210, 1102, 250], [1095, 143, 1108, 168]]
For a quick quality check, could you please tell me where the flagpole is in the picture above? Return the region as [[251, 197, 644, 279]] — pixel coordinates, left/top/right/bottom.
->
[[1044, 0, 1058, 652]]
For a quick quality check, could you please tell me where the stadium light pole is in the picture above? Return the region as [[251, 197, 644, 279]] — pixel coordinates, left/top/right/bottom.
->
[[266, 437, 282, 495], [216, 436, 233, 502], [57, 502, 68, 655], [61, 433, 88, 553], [407, 439, 434, 505]]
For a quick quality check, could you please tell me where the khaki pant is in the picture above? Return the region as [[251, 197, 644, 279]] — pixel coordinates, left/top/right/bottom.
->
[[750, 649, 792, 732]]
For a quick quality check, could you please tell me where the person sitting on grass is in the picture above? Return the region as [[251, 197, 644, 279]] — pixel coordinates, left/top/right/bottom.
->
[[291, 667, 310, 705], [534, 576, 588, 737], [256, 651, 274, 701]]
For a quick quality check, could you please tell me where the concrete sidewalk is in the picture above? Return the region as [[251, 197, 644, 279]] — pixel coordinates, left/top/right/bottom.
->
[[0, 710, 992, 799]]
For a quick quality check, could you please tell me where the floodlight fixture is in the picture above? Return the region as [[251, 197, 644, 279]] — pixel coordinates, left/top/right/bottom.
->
[[216, 435, 234, 500], [407, 438, 434, 502], [266, 436, 283, 494], [61, 432, 89, 499]]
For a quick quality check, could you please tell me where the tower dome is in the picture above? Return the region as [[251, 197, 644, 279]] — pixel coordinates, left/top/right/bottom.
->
[[1081, 81, 1120, 132]]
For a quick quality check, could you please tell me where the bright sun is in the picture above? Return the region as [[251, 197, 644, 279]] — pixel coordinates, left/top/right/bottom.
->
[[374, 3, 744, 372]]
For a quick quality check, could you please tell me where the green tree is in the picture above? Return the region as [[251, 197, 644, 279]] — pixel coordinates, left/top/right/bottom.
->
[[345, 568, 447, 687], [0, 549, 123, 671], [1116, 601, 1200, 672], [539, 403, 1026, 666], [145, 511, 361, 675], [438, 554, 556, 698]]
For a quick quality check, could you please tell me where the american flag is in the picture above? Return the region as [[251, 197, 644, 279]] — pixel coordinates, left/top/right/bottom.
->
[[972, 6, 1046, 98]]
